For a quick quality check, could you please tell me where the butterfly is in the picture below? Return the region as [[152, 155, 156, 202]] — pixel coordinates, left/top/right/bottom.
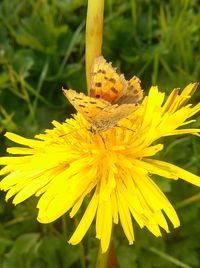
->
[[63, 56, 143, 132]]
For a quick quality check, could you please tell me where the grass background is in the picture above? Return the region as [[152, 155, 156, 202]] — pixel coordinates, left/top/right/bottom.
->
[[0, 0, 200, 267]]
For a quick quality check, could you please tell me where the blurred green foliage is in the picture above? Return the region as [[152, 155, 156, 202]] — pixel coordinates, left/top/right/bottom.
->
[[0, 0, 200, 267]]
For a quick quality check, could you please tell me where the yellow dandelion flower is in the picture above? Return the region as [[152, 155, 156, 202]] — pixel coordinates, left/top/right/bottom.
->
[[0, 83, 200, 253]]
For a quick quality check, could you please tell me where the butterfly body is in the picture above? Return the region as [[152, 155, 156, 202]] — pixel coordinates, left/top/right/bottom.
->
[[63, 56, 143, 132]]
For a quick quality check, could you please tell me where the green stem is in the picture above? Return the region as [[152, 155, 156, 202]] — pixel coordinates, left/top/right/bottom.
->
[[95, 240, 119, 268], [85, 0, 104, 92], [95, 244, 109, 268], [175, 192, 200, 209]]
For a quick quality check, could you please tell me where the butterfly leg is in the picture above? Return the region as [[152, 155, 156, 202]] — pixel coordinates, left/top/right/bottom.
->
[[89, 129, 107, 148]]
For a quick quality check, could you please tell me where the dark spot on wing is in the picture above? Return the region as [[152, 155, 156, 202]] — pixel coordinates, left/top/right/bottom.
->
[[97, 69, 106, 74], [95, 82, 102, 87], [95, 94, 101, 98], [110, 87, 118, 94], [104, 76, 108, 80], [109, 78, 116, 83], [74, 97, 83, 100], [78, 104, 86, 108], [89, 101, 97, 104], [96, 106, 104, 109]]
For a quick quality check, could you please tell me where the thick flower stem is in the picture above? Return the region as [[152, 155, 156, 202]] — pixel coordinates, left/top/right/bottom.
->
[[107, 242, 120, 268], [95, 240, 119, 268], [95, 244, 109, 268], [85, 0, 104, 92]]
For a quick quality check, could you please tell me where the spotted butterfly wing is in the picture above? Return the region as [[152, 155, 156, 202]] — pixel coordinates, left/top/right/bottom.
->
[[92, 103, 139, 131], [117, 76, 143, 104], [90, 56, 143, 105], [62, 88, 111, 123], [90, 56, 127, 104]]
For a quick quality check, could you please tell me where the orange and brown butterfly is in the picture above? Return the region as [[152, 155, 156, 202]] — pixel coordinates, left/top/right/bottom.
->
[[62, 56, 143, 132]]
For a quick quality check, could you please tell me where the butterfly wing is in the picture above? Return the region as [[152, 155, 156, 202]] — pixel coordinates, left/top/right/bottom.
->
[[90, 56, 143, 105], [62, 88, 111, 123], [92, 103, 139, 131], [117, 76, 143, 104], [90, 56, 127, 104]]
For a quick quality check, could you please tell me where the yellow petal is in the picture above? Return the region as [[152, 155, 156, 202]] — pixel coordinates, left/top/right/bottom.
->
[[69, 192, 98, 245], [96, 199, 112, 252], [146, 159, 200, 186]]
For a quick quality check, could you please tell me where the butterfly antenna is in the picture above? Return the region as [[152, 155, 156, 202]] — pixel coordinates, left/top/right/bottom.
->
[[54, 125, 89, 145], [115, 124, 136, 133]]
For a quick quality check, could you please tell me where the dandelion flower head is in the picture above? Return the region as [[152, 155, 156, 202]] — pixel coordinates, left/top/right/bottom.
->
[[0, 83, 200, 252]]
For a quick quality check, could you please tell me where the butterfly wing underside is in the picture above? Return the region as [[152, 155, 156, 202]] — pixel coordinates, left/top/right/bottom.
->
[[62, 88, 110, 123], [92, 103, 139, 131], [117, 76, 143, 104]]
